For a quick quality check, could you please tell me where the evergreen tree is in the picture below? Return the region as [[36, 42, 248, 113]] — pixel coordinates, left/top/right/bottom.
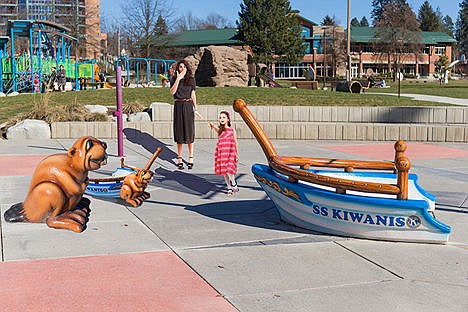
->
[[371, 0, 408, 23], [418, 1, 443, 32], [322, 15, 337, 26], [360, 16, 370, 27], [237, 0, 305, 64], [434, 54, 450, 84], [456, 0, 468, 56], [154, 15, 168, 35], [351, 17, 360, 27], [442, 15, 454, 36]]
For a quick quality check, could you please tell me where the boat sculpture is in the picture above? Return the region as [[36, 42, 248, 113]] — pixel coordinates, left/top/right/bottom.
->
[[86, 147, 162, 206], [233, 99, 450, 243]]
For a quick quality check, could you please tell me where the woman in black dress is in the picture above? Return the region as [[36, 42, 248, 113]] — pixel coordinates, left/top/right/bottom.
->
[[169, 60, 201, 169]]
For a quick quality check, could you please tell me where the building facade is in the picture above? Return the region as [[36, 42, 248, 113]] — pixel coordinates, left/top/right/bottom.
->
[[0, 0, 104, 59], [158, 15, 457, 80], [349, 27, 456, 78]]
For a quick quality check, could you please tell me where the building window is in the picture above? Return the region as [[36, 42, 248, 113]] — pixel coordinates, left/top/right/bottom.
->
[[434, 47, 445, 55]]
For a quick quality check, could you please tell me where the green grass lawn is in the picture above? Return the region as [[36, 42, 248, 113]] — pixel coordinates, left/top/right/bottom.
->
[[367, 79, 468, 98], [1, 79, 467, 123]]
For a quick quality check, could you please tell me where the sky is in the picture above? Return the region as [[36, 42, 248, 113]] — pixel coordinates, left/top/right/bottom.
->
[[100, 0, 462, 28]]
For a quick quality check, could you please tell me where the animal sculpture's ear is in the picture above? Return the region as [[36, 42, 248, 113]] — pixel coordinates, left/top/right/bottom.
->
[[85, 139, 94, 152], [68, 147, 76, 157]]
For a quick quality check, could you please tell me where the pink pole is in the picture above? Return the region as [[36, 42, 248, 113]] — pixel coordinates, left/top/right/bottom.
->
[[115, 66, 124, 157]]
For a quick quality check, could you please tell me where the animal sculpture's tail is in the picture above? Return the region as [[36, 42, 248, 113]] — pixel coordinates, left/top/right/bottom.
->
[[4, 203, 27, 222]]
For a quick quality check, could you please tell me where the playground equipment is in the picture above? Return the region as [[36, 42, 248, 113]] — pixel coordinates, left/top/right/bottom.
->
[[86, 147, 162, 207], [233, 99, 450, 244], [116, 56, 175, 86], [4, 136, 108, 233], [0, 19, 176, 94], [0, 20, 77, 94]]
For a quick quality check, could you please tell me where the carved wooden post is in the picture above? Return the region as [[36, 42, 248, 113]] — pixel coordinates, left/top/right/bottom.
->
[[395, 156, 410, 200], [394, 140, 407, 163], [233, 99, 278, 160]]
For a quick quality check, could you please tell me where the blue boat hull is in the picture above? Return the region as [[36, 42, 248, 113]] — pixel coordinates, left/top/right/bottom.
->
[[252, 164, 450, 243], [85, 168, 134, 198]]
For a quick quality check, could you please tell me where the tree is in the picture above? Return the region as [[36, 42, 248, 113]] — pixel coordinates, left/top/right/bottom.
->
[[360, 17, 370, 27], [373, 2, 422, 81], [121, 0, 173, 58], [154, 15, 169, 35], [174, 13, 232, 31], [203, 13, 233, 29], [371, 0, 408, 23], [434, 54, 450, 84], [456, 0, 468, 57], [351, 17, 360, 27], [442, 15, 454, 36], [237, 0, 305, 65], [322, 15, 338, 26], [418, 1, 443, 32]]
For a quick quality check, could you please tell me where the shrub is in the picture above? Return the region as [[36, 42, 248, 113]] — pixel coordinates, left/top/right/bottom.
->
[[123, 100, 145, 114]]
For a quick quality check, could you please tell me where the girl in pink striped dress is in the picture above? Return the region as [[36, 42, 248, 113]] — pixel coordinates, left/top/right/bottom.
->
[[209, 111, 239, 196]]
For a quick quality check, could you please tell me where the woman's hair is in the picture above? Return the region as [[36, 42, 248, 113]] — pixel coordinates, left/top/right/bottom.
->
[[217, 111, 231, 135], [175, 59, 194, 85]]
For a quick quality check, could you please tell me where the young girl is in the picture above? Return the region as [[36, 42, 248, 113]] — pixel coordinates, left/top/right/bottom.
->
[[209, 111, 239, 195]]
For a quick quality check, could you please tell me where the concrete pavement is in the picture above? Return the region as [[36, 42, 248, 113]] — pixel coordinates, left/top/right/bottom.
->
[[0, 138, 467, 311]]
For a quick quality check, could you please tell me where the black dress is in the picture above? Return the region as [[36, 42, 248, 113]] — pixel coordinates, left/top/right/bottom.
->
[[170, 77, 196, 144]]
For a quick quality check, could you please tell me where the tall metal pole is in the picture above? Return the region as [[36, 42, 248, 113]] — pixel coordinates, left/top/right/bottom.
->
[[115, 66, 124, 157], [117, 26, 121, 57], [347, 0, 351, 81]]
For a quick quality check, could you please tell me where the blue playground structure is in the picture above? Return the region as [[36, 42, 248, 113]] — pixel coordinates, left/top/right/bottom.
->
[[0, 20, 77, 93], [116, 56, 176, 86], [0, 19, 176, 94]]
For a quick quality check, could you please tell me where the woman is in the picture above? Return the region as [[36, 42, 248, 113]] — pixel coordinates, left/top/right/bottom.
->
[[169, 60, 201, 169], [57, 64, 66, 92]]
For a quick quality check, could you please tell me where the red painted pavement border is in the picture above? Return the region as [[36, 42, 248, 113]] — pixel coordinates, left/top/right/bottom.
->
[[0, 155, 47, 176], [323, 143, 468, 160], [0, 251, 236, 312]]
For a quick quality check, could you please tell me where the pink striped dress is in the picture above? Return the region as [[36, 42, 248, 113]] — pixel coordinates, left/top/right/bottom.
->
[[214, 127, 237, 175]]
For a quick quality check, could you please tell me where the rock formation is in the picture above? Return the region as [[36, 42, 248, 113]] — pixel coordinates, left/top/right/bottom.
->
[[185, 46, 249, 87]]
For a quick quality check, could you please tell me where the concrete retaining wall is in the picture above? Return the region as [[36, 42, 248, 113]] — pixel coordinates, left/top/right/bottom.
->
[[50, 103, 468, 142]]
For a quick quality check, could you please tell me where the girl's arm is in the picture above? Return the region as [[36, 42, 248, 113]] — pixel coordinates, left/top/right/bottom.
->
[[208, 122, 219, 132]]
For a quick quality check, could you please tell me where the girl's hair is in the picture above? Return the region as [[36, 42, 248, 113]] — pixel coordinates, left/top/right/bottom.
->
[[217, 111, 231, 135], [175, 59, 194, 85]]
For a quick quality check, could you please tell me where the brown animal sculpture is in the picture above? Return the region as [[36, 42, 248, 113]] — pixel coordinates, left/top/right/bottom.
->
[[119, 169, 153, 207], [119, 147, 162, 207], [4, 136, 108, 233]]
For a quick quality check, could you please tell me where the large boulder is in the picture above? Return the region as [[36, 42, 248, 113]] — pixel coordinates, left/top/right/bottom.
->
[[185, 46, 249, 87], [6, 119, 51, 140]]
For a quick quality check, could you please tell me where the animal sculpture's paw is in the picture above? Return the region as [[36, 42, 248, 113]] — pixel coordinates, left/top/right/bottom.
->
[[46, 206, 91, 233]]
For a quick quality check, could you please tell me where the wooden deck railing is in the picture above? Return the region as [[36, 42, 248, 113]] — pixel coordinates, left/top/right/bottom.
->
[[233, 99, 410, 199]]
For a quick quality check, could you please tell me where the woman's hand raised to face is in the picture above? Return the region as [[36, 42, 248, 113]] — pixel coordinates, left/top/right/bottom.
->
[[177, 67, 187, 80]]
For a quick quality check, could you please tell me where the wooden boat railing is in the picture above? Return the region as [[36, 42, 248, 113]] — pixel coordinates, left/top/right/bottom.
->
[[89, 147, 162, 183], [233, 99, 410, 199]]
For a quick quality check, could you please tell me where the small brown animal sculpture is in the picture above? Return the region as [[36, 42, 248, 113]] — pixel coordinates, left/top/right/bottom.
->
[[120, 169, 153, 207], [4, 136, 107, 233]]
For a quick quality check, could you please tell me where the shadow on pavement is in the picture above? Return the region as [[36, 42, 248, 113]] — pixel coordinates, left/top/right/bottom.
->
[[184, 199, 318, 235], [124, 128, 178, 164]]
